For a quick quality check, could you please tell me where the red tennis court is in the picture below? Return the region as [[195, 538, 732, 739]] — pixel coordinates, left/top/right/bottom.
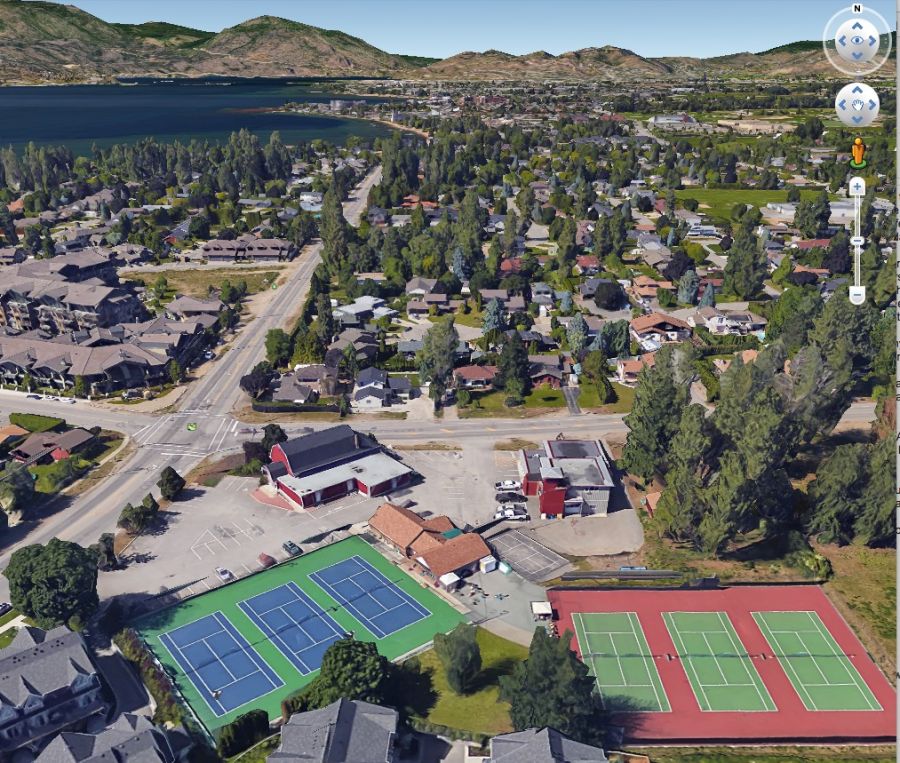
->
[[548, 585, 895, 743]]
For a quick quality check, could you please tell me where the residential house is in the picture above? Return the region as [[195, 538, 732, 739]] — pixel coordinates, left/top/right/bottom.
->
[[579, 278, 615, 300], [0, 626, 107, 754], [629, 275, 675, 306], [488, 727, 607, 762], [687, 306, 730, 334], [528, 354, 566, 389], [10, 427, 95, 465], [165, 296, 224, 322], [366, 206, 389, 226], [574, 255, 599, 275], [269, 699, 397, 763], [479, 289, 525, 315], [405, 277, 439, 298], [713, 349, 759, 375], [454, 365, 498, 390], [352, 367, 413, 410], [0, 247, 26, 266], [530, 282, 555, 315], [629, 312, 691, 352], [271, 375, 319, 405], [325, 329, 379, 371], [36, 714, 189, 763], [333, 296, 396, 327], [616, 353, 656, 385]]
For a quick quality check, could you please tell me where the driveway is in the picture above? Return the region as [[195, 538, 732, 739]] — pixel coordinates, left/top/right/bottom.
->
[[562, 386, 582, 415]]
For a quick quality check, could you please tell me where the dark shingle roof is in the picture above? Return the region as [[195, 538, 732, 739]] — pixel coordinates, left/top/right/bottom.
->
[[490, 727, 607, 763], [268, 698, 397, 763], [272, 425, 379, 478]]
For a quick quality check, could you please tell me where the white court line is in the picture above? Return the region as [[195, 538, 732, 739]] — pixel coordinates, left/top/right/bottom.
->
[[714, 611, 773, 710]]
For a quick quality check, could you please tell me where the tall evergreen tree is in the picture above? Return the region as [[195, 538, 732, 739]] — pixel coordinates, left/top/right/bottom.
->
[[621, 347, 689, 480], [499, 628, 603, 745]]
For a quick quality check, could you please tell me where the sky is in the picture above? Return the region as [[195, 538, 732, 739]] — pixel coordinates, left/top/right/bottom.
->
[[57, 0, 897, 59]]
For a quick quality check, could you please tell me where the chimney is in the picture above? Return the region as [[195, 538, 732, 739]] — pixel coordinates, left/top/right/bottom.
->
[[353, 432, 359, 449]]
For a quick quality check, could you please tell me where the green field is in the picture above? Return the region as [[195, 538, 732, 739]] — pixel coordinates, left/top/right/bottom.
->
[[663, 611, 776, 712], [675, 189, 837, 222], [752, 611, 882, 712], [573, 612, 670, 713], [136, 537, 466, 733]]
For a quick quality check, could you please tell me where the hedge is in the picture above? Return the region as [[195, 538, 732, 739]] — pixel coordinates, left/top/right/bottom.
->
[[216, 709, 270, 757], [9, 413, 66, 433], [114, 628, 185, 725], [251, 400, 338, 413], [408, 717, 489, 746]]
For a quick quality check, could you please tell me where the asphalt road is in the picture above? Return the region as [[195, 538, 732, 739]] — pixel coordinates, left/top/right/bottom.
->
[[0, 168, 381, 594]]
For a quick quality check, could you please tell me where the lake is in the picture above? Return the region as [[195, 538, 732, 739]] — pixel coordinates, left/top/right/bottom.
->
[[0, 79, 392, 156]]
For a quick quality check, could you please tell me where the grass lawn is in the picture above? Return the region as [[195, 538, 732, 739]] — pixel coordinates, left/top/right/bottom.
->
[[126, 268, 283, 300], [578, 382, 634, 414], [0, 628, 18, 649], [523, 387, 566, 408], [459, 386, 565, 418], [0, 609, 20, 628], [818, 543, 895, 679], [675, 189, 837, 223], [431, 308, 481, 329], [29, 430, 126, 497], [411, 628, 527, 736]]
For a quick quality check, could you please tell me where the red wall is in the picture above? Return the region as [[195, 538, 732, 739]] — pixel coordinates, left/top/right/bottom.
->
[[270, 444, 291, 473]]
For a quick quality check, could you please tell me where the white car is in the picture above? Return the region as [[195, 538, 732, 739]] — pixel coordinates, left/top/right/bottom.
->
[[215, 567, 234, 582], [494, 506, 530, 521], [494, 480, 522, 491]]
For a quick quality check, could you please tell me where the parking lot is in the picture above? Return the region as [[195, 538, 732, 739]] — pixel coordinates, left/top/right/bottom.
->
[[486, 529, 572, 582], [99, 476, 385, 601], [389, 445, 500, 528]]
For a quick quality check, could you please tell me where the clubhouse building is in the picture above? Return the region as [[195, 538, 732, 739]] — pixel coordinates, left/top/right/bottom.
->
[[263, 425, 414, 509]]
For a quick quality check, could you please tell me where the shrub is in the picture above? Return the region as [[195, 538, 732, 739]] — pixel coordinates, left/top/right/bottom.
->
[[216, 709, 271, 757], [114, 629, 184, 725]]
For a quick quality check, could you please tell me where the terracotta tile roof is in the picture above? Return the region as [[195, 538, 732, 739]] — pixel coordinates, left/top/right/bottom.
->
[[368, 503, 454, 554], [455, 365, 498, 382], [417, 533, 492, 578], [630, 312, 690, 333]]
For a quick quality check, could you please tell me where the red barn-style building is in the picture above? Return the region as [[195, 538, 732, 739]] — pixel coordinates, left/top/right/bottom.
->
[[262, 425, 413, 509]]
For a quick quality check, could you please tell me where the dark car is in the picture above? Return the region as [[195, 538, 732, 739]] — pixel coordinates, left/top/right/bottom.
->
[[495, 492, 526, 503], [282, 540, 302, 557]]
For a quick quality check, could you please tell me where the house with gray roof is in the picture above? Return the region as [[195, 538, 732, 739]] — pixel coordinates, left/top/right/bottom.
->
[[0, 626, 107, 754], [268, 698, 397, 763], [35, 713, 189, 763], [489, 727, 607, 762]]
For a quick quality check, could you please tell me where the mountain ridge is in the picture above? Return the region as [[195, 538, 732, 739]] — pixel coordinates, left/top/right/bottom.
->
[[0, 1, 886, 83]]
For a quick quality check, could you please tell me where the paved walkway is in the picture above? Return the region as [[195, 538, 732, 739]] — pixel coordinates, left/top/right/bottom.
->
[[0, 614, 25, 634]]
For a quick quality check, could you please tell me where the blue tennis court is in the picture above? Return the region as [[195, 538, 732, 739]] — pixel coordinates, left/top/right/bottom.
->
[[158, 612, 283, 717], [309, 555, 431, 639], [238, 582, 346, 675]]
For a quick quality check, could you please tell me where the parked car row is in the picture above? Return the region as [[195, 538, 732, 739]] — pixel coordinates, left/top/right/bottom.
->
[[213, 539, 304, 584]]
